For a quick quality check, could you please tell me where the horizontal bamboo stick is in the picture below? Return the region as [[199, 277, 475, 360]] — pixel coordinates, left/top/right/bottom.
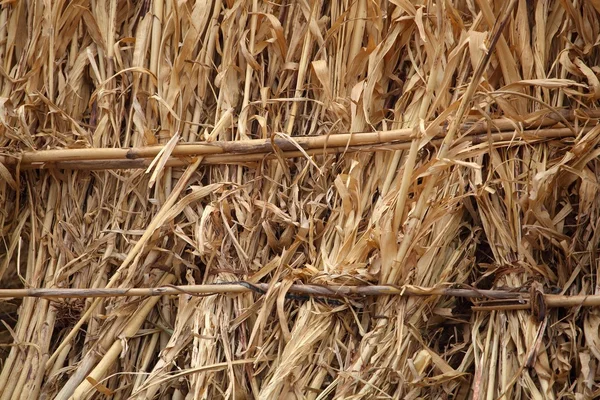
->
[[0, 282, 594, 310], [2, 125, 589, 171], [2, 108, 598, 169]]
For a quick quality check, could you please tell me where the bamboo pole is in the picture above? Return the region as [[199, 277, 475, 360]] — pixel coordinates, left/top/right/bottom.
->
[[1, 124, 591, 171]]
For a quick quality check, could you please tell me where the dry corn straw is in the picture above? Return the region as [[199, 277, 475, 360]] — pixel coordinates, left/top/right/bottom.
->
[[1, 0, 600, 399]]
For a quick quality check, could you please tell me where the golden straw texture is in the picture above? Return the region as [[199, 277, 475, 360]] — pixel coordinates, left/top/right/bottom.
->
[[1, 1, 600, 399]]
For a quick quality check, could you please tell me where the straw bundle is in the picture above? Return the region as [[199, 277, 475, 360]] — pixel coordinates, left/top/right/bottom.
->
[[1, 0, 599, 399]]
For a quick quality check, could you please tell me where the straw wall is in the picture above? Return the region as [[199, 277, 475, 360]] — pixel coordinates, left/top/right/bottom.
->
[[1, 0, 600, 399]]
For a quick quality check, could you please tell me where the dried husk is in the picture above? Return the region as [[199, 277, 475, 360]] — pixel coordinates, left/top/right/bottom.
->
[[1, 1, 600, 399]]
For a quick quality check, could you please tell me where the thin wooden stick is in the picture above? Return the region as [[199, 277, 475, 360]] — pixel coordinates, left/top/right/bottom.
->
[[2, 125, 589, 171], [0, 282, 594, 310], [0, 282, 522, 299]]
